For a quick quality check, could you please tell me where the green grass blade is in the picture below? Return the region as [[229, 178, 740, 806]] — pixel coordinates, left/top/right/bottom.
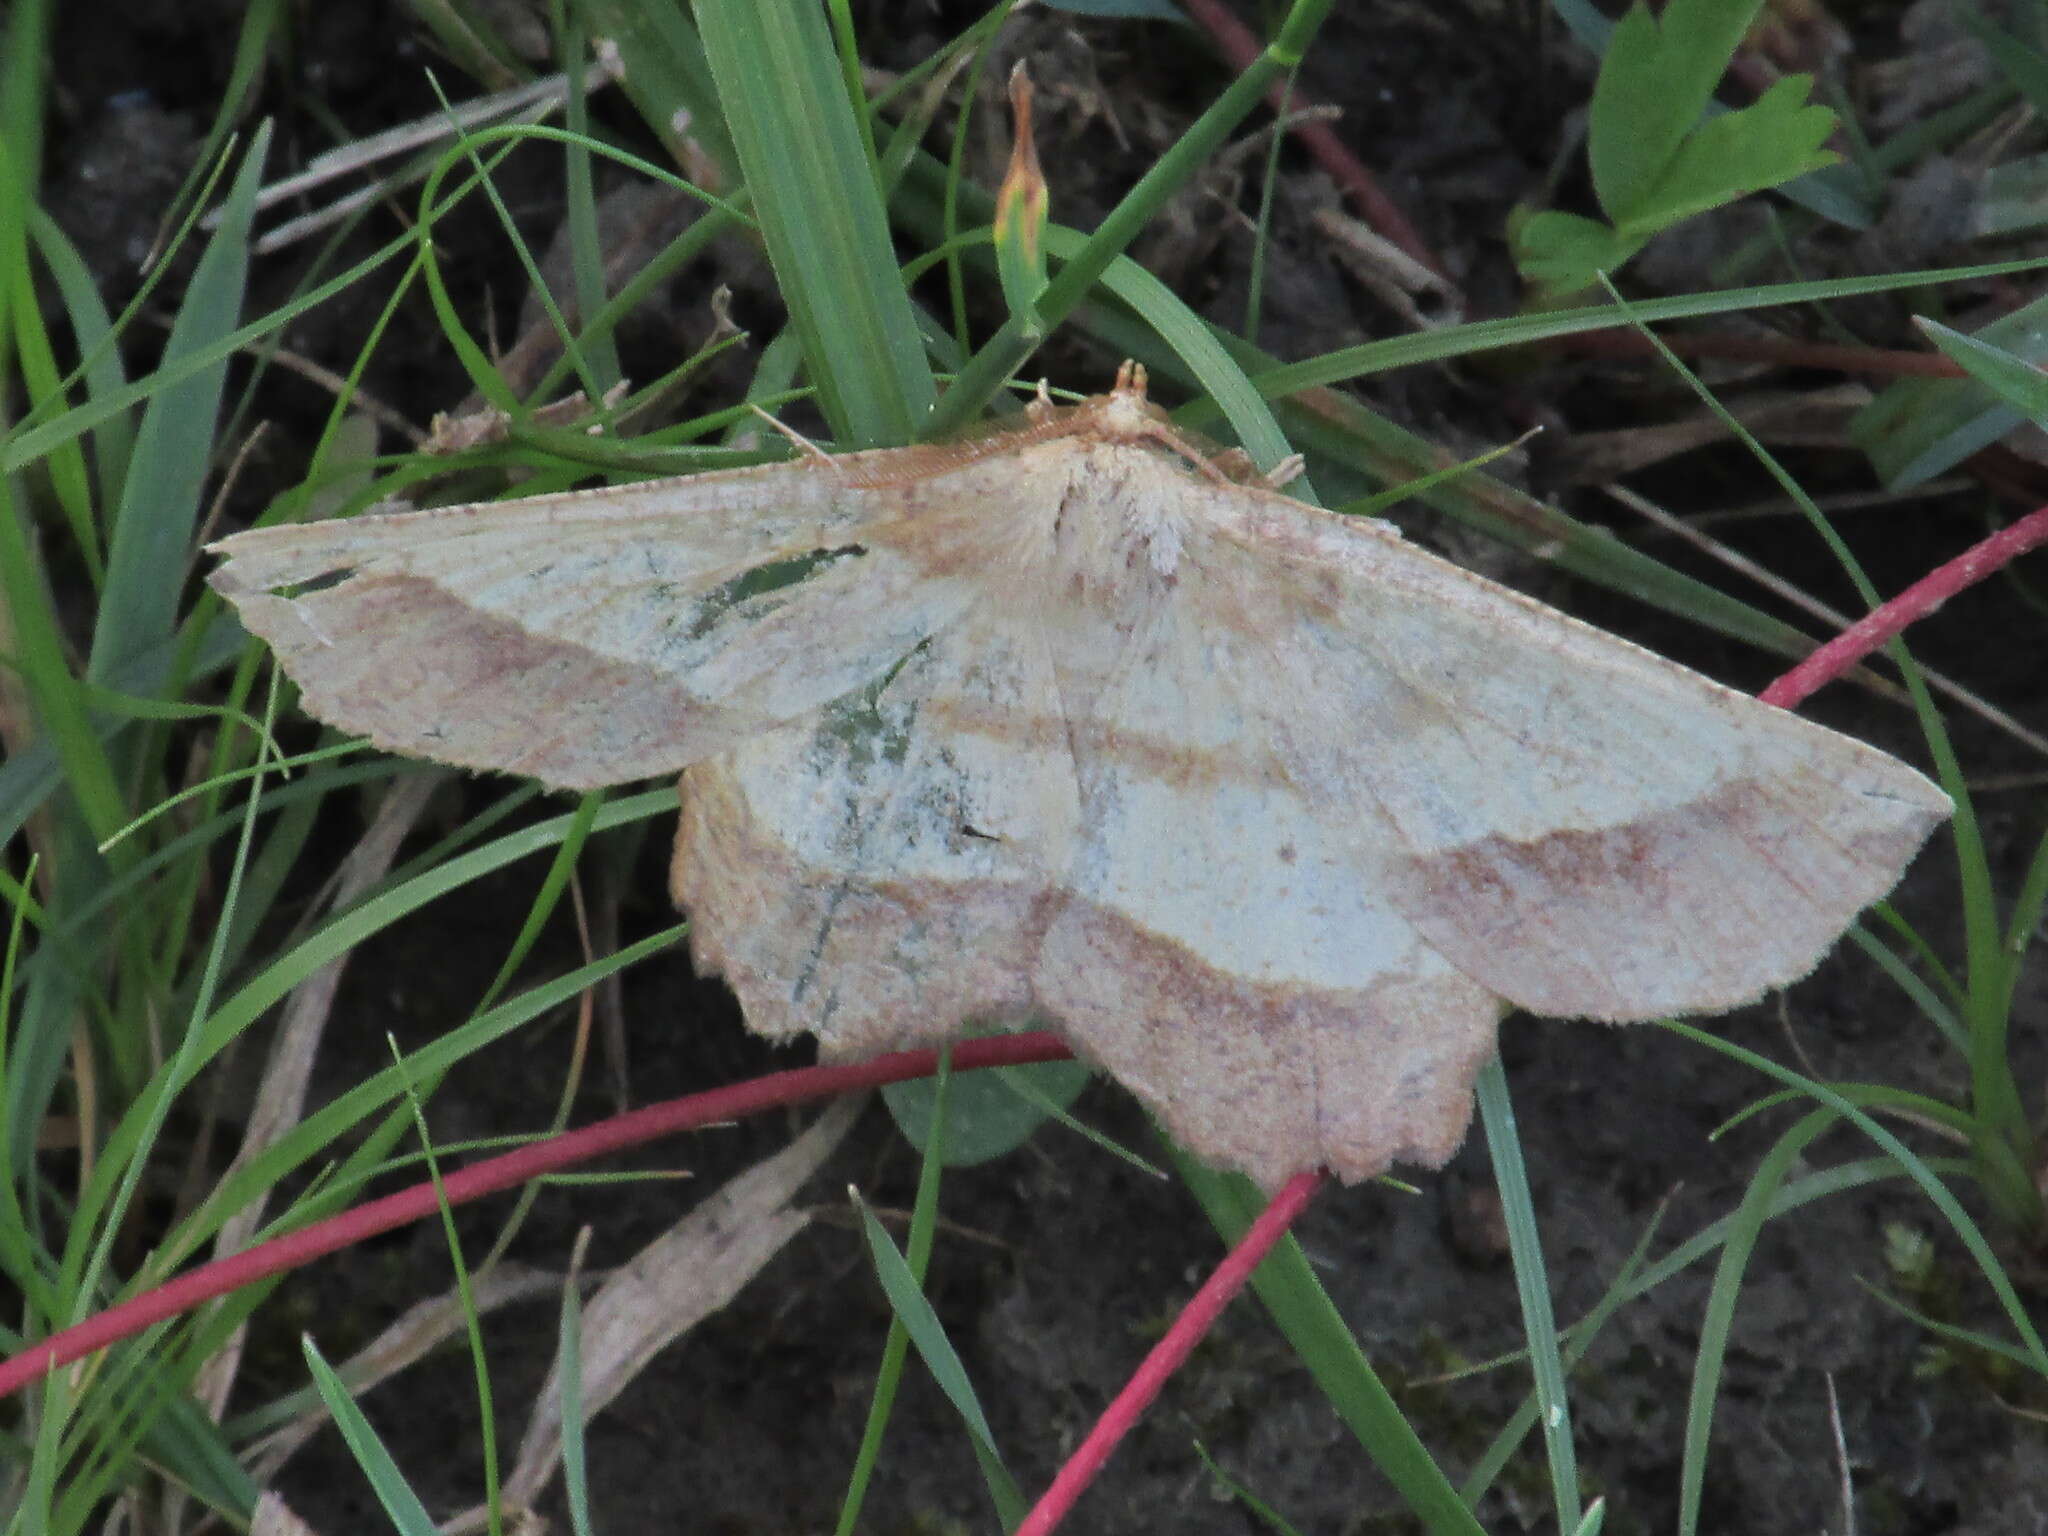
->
[[2000, 822, 2048, 1013], [558, 15, 622, 394], [302, 1337, 442, 1536], [1663, 1021, 2048, 1373], [574, 0, 734, 173], [838, 1054, 955, 1533], [1845, 925, 1964, 1049], [1852, 290, 2048, 487], [1460, 1196, 1669, 1501], [1676, 1108, 1834, 1536], [171, 928, 681, 1274], [87, 123, 267, 685], [854, 1187, 1027, 1529], [0, 0, 50, 185], [26, 208, 134, 509], [1476, 1060, 1580, 1530], [67, 791, 676, 1262], [391, 1051, 504, 1526], [698, 0, 932, 445]]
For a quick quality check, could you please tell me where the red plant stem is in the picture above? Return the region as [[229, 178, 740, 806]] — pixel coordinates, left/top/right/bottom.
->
[[1762, 502, 2048, 711], [1177, 0, 1448, 282], [0, 1032, 1073, 1401], [1012, 1170, 1324, 1536]]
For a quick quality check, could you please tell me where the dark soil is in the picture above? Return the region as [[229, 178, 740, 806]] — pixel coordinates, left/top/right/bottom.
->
[[33, 1, 2048, 1532]]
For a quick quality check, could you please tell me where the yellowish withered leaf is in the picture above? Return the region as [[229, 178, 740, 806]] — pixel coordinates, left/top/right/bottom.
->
[[210, 366, 1951, 1190]]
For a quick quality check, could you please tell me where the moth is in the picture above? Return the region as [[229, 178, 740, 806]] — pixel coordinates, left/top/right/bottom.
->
[[210, 365, 1951, 1190]]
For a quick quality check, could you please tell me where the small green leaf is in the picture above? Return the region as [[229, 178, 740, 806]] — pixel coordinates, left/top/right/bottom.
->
[[1509, 208, 1645, 298], [1616, 75, 1838, 236], [1518, 0, 1838, 298], [1589, 0, 1768, 220], [882, 1050, 1092, 1166]]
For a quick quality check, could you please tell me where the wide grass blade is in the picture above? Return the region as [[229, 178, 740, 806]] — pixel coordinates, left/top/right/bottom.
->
[[87, 124, 267, 689], [698, 0, 933, 445]]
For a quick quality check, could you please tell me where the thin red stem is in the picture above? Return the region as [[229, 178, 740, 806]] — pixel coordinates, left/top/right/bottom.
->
[[0, 1033, 1073, 1400], [1013, 1171, 1324, 1536], [1762, 503, 2048, 711]]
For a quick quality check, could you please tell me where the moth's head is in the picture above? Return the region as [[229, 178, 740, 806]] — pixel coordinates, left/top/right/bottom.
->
[[1091, 360, 1173, 443]]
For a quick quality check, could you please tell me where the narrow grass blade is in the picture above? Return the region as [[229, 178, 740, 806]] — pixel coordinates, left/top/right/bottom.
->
[[1476, 1060, 1579, 1531], [839, 1054, 952, 1534], [301, 1336, 441, 1536], [1853, 291, 2048, 487], [1663, 1023, 2048, 1374], [854, 1191, 1027, 1529]]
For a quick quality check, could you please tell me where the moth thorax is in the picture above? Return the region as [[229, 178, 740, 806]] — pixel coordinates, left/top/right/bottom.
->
[[1094, 387, 1159, 441], [1057, 473, 1187, 587]]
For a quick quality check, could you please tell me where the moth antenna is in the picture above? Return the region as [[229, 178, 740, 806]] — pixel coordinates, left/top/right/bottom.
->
[[747, 402, 834, 467]]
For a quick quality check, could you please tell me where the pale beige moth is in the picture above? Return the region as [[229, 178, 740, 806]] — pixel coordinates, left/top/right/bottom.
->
[[209, 366, 1950, 1190]]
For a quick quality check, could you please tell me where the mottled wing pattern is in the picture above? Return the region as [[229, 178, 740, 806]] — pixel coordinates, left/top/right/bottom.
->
[[677, 435, 1947, 1186], [674, 594, 1079, 1055], [212, 454, 1065, 789]]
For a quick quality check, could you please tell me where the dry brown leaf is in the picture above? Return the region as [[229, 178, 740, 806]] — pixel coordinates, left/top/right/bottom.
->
[[209, 365, 1950, 1190], [484, 1095, 859, 1524], [250, 1490, 320, 1536]]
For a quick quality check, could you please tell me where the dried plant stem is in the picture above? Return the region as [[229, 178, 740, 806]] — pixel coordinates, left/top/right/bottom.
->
[[1176, 0, 1448, 286]]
